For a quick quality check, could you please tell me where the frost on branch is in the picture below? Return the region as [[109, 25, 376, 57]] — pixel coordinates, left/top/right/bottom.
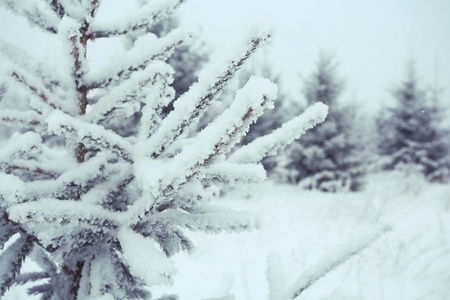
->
[[0, 1, 328, 299]]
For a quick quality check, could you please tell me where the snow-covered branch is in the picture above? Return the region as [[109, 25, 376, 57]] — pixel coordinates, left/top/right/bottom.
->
[[203, 162, 267, 185], [144, 31, 272, 159], [0, 233, 34, 297], [0, 110, 46, 131], [89, 0, 185, 38], [230, 102, 329, 164], [85, 29, 193, 89], [47, 111, 134, 162], [85, 61, 174, 127], [8, 70, 59, 114], [135, 76, 276, 200], [0, 132, 42, 163], [0, 39, 62, 90]]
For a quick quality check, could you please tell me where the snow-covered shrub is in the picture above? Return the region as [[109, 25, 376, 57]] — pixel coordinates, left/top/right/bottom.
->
[[376, 64, 449, 183], [0, 1, 328, 298]]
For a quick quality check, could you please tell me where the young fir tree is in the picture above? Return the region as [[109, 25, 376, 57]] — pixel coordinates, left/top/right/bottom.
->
[[376, 64, 449, 182], [277, 54, 364, 192], [0, 1, 328, 299]]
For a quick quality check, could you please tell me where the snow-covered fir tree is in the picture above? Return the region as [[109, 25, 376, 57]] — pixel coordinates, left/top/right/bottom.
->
[[0, 0, 328, 299], [277, 54, 365, 192], [376, 63, 449, 182]]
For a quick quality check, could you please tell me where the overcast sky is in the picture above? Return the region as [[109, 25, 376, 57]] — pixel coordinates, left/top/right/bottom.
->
[[1, 0, 449, 113], [178, 0, 450, 112]]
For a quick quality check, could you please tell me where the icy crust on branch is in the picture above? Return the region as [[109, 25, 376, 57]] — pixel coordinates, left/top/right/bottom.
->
[[135, 76, 277, 197], [142, 30, 272, 158], [0, 0, 60, 33], [89, 0, 185, 37], [47, 111, 133, 161], [85, 29, 193, 88], [230, 102, 329, 164], [118, 228, 177, 286]]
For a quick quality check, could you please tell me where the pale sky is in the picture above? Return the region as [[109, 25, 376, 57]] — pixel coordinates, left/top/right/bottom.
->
[[1, 0, 449, 113], [178, 0, 450, 112]]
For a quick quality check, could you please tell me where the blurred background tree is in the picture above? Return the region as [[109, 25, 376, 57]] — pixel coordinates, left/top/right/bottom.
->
[[376, 63, 450, 182], [275, 54, 366, 192]]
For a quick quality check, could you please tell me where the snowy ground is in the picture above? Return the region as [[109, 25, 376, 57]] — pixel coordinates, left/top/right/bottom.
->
[[5, 171, 450, 300]]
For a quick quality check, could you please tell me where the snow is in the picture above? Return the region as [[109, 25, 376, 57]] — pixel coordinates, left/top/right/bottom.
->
[[146, 173, 450, 300], [118, 227, 177, 286]]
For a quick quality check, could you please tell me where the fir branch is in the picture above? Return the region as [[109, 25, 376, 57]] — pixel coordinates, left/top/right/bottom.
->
[[229, 102, 329, 164], [145, 32, 272, 159], [0, 212, 17, 250], [0, 39, 63, 89], [88, 0, 186, 38], [0, 233, 34, 297], [0, 132, 42, 162], [47, 111, 134, 162], [0, 109, 46, 130], [86, 61, 174, 124], [85, 29, 192, 89], [10, 71, 58, 113], [27, 283, 54, 296], [136, 76, 276, 204], [1, 164, 58, 179], [15, 272, 50, 285], [30, 246, 58, 274]]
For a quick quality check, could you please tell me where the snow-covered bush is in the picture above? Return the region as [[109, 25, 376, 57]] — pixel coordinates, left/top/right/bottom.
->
[[0, 1, 328, 298]]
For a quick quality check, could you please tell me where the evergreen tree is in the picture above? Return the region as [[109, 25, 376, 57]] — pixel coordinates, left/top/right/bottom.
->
[[0, 1, 328, 298], [376, 64, 449, 182], [277, 54, 364, 192]]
